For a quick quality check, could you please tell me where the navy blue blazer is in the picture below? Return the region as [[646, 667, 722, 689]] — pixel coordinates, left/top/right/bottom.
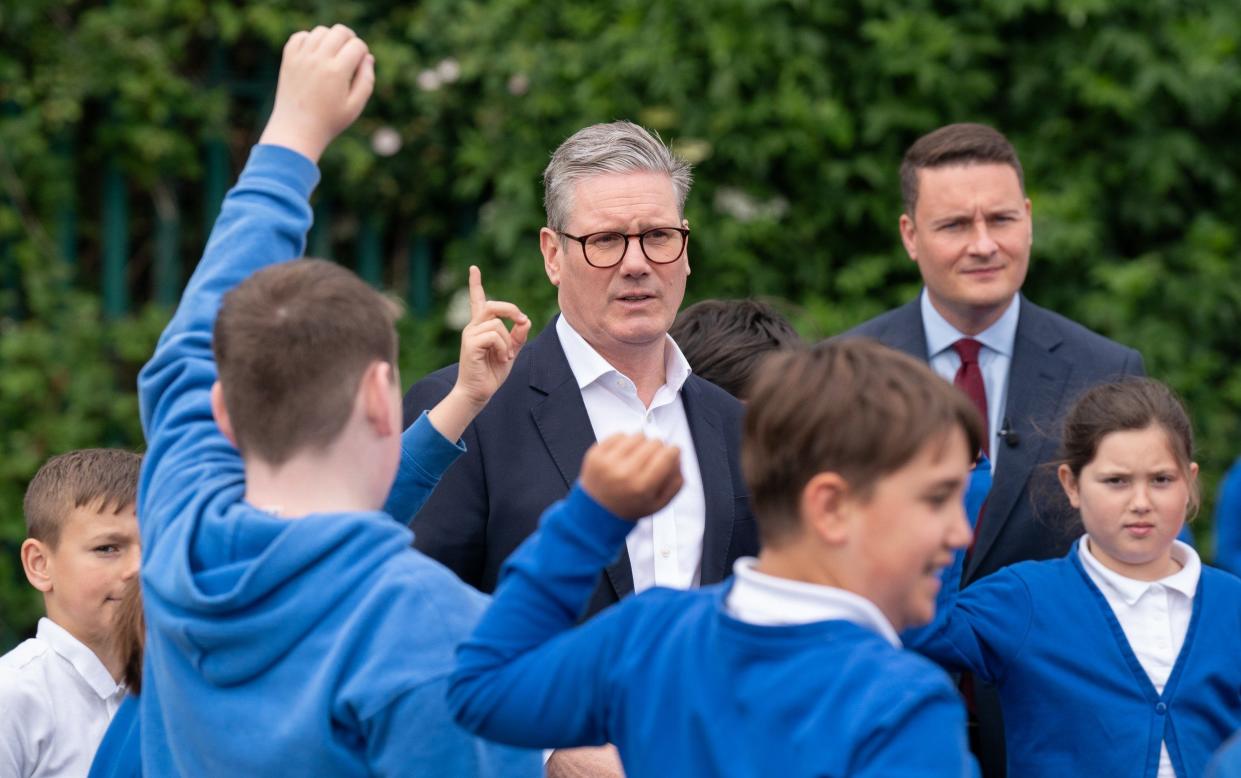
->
[[842, 295, 1145, 585], [402, 317, 758, 617]]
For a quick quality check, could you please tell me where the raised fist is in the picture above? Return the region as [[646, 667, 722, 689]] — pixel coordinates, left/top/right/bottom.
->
[[258, 24, 375, 162], [580, 434, 683, 521]]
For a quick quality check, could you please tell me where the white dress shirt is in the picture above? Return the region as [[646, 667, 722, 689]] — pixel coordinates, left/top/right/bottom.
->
[[556, 315, 706, 593], [725, 558, 901, 646], [1079, 537, 1200, 778], [0, 618, 126, 778], [921, 289, 1020, 470]]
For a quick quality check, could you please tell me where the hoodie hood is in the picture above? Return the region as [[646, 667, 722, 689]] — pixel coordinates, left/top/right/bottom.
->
[[141, 481, 412, 686]]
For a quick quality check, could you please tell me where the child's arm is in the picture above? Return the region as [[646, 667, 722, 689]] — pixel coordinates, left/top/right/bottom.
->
[[137, 26, 373, 547], [903, 563, 1034, 686], [448, 435, 683, 747], [383, 266, 529, 522]]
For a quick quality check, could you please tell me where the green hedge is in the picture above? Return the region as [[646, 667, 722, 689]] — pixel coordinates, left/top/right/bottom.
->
[[3, 0, 1240, 650]]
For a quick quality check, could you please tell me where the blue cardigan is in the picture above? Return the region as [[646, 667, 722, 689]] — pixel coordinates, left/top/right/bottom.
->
[[450, 485, 977, 777], [910, 549, 1241, 778]]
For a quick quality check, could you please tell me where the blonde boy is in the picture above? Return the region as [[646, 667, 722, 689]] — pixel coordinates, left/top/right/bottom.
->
[[1, 449, 141, 777]]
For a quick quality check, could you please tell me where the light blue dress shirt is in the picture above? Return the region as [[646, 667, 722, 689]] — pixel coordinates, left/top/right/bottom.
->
[[921, 289, 1020, 471]]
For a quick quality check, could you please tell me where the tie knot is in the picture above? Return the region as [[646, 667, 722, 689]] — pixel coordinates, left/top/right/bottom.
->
[[953, 338, 983, 365]]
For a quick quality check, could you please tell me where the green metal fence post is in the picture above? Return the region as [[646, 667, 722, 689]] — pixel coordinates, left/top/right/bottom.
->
[[153, 181, 181, 306], [53, 136, 77, 275], [408, 237, 432, 317], [309, 198, 331, 259], [101, 160, 128, 317], [357, 213, 383, 286]]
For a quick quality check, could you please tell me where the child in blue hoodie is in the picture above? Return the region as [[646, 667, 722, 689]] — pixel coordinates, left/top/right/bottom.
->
[[909, 378, 1241, 778], [450, 339, 983, 777], [135, 24, 539, 777]]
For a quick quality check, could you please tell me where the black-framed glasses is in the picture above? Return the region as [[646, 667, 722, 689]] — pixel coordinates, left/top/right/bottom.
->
[[559, 226, 690, 268]]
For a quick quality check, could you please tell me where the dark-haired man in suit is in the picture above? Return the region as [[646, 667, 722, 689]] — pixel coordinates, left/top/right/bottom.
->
[[843, 122, 1145, 778]]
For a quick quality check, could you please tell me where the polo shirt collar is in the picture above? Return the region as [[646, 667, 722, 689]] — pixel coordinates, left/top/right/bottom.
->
[[727, 558, 902, 647], [921, 289, 1020, 359], [1078, 536, 1200, 605], [36, 617, 123, 700]]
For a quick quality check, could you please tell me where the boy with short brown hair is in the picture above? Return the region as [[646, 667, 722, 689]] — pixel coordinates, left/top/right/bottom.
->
[[450, 339, 983, 776], [136, 24, 538, 776], [1, 448, 141, 777]]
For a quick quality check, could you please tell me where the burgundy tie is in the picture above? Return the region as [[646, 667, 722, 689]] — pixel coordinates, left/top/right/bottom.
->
[[952, 338, 989, 458]]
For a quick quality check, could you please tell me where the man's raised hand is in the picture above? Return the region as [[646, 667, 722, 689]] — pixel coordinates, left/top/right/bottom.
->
[[580, 434, 684, 520], [427, 266, 530, 443], [454, 265, 531, 408], [258, 24, 375, 163]]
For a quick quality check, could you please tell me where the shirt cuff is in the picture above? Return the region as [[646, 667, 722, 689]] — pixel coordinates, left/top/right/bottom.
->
[[243, 144, 322, 198], [403, 411, 468, 472]]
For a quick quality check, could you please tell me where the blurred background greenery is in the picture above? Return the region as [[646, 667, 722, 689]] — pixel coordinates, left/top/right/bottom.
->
[[2, 0, 1239, 650]]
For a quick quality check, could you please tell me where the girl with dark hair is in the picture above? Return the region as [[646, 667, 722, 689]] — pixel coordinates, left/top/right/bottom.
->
[[910, 378, 1241, 778], [88, 578, 142, 777]]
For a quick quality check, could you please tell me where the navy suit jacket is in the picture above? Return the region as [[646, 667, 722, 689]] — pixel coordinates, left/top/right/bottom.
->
[[402, 317, 758, 617], [842, 295, 1145, 585]]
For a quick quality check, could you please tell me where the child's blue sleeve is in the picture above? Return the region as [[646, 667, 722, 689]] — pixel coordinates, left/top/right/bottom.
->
[[905, 567, 1034, 686], [853, 676, 979, 778], [136, 145, 318, 551], [363, 676, 541, 777], [448, 485, 636, 748], [903, 456, 991, 645], [382, 411, 466, 524], [1214, 458, 1241, 576]]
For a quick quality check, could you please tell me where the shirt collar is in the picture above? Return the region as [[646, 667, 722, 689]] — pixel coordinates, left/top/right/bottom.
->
[[555, 314, 692, 395], [1077, 536, 1201, 605], [921, 289, 1020, 359], [36, 617, 124, 700], [726, 558, 902, 647]]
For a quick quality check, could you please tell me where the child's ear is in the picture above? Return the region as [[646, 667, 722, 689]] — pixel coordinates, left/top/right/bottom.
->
[[361, 361, 399, 438], [800, 472, 852, 545], [20, 538, 53, 594], [210, 382, 240, 449], [1057, 464, 1080, 508]]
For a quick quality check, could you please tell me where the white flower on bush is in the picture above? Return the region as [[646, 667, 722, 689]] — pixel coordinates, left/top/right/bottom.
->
[[436, 58, 461, 83], [371, 127, 402, 157], [445, 286, 472, 330], [507, 73, 529, 96], [416, 69, 442, 91]]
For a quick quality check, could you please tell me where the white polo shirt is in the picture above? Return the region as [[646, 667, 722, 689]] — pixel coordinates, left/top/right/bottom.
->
[[1078, 537, 1199, 778], [556, 315, 706, 593], [0, 618, 126, 778]]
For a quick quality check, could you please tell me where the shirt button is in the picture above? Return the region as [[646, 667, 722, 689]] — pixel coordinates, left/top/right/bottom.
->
[[1155, 702, 1167, 715], [660, 546, 671, 558]]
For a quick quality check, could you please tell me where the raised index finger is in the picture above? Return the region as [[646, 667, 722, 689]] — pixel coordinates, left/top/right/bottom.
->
[[468, 265, 488, 322]]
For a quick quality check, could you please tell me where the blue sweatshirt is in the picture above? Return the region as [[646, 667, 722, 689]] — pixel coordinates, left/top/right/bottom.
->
[[1215, 457, 1241, 576], [449, 485, 977, 777], [910, 550, 1241, 778], [135, 145, 540, 777], [1208, 732, 1241, 778]]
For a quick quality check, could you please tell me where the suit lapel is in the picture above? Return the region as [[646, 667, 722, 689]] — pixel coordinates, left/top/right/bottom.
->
[[966, 301, 1071, 580], [880, 299, 930, 359], [682, 379, 734, 586], [528, 319, 635, 599]]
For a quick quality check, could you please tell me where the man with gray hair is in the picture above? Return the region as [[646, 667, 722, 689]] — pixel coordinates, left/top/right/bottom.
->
[[403, 119, 756, 613]]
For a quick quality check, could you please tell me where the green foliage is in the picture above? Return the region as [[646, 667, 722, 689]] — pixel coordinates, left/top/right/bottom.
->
[[3, 0, 1240, 650]]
